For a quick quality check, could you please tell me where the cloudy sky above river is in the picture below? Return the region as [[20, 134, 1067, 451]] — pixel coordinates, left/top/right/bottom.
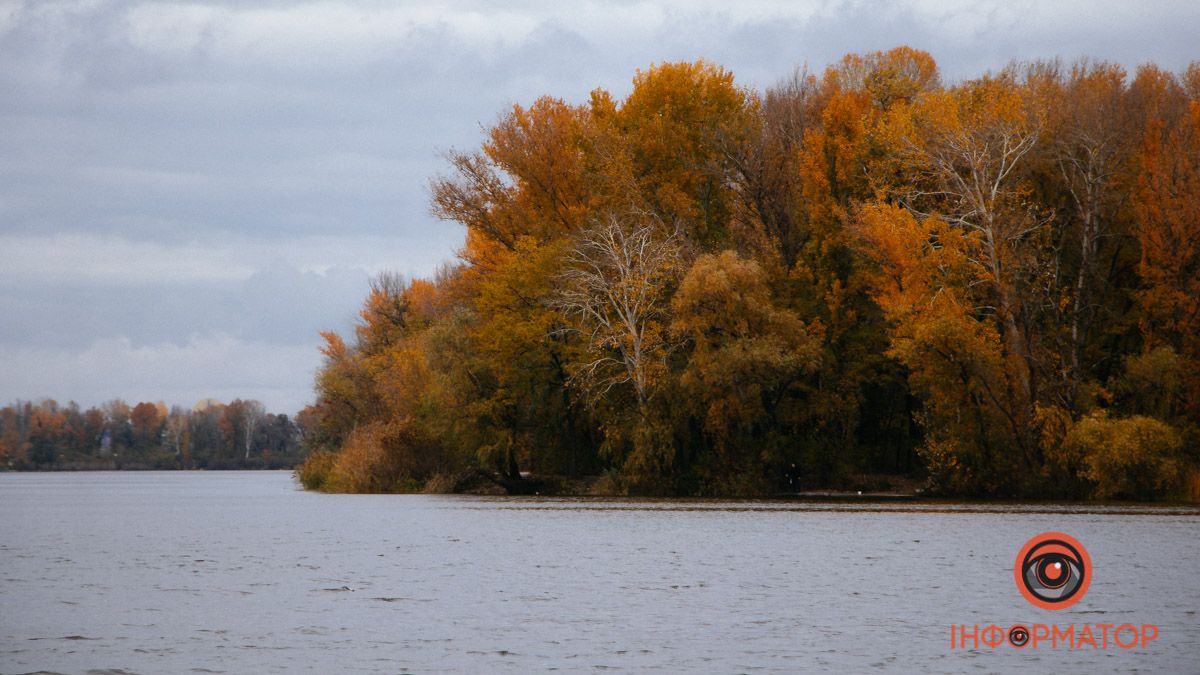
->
[[1, 0, 1196, 414]]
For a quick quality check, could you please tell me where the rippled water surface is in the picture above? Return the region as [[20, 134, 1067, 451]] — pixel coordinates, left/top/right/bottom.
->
[[2, 471, 1199, 673]]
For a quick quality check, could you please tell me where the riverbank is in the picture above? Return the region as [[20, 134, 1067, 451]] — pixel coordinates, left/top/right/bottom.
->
[[3, 459, 302, 471], [323, 469, 927, 500], [331, 469, 1200, 504]]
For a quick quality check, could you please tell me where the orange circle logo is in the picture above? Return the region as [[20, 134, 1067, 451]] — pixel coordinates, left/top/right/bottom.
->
[[1014, 532, 1092, 610]]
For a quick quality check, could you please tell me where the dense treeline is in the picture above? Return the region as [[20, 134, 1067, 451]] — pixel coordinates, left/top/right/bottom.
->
[[300, 47, 1200, 500], [0, 399, 304, 470]]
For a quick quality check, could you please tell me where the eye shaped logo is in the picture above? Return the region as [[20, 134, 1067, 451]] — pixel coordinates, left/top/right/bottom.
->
[[1014, 532, 1092, 610], [1008, 625, 1030, 647]]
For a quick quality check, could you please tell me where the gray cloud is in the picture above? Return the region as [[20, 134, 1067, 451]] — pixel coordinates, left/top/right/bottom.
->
[[0, 335, 319, 414], [0, 264, 369, 350], [1, 0, 1196, 413]]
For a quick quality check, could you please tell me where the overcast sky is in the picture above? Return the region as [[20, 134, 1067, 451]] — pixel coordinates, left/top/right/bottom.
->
[[1, 0, 1196, 415]]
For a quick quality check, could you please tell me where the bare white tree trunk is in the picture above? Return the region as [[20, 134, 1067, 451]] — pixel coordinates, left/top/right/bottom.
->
[[552, 210, 684, 413], [242, 400, 266, 461]]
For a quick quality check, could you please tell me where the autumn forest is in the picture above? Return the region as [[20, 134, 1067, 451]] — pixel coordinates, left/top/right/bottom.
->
[[292, 47, 1200, 500], [0, 399, 304, 470], [8, 47, 1196, 500]]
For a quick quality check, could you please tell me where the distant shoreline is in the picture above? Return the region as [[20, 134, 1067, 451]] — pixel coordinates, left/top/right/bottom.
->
[[0, 461, 302, 472]]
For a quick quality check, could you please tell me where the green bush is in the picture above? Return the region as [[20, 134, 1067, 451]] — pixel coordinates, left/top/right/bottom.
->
[[1063, 412, 1185, 500], [1114, 346, 1182, 419], [296, 451, 337, 491]]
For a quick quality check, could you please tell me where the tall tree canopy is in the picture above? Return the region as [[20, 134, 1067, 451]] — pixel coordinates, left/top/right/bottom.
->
[[301, 51, 1200, 501]]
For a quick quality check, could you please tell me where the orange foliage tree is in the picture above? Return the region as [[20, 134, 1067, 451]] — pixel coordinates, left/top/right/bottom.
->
[[299, 52, 1199, 499], [1134, 77, 1200, 424]]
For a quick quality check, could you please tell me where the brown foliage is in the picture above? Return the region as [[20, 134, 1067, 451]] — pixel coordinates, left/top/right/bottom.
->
[[301, 50, 1200, 500]]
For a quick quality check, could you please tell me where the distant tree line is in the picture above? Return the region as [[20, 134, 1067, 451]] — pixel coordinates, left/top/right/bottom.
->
[[296, 47, 1198, 498], [0, 398, 304, 470]]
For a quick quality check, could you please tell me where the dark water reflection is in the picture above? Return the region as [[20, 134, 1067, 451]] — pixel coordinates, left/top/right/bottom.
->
[[2, 472, 1197, 673]]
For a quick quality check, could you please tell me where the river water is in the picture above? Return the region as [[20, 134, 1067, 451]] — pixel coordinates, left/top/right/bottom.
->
[[1, 471, 1198, 674]]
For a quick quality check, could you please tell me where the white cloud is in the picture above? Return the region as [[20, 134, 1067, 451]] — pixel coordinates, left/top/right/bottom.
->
[[123, 3, 223, 57], [0, 231, 459, 285], [0, 334, 319, 413], [0, 233, 256, 284], [119, 2, 547, 70]]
